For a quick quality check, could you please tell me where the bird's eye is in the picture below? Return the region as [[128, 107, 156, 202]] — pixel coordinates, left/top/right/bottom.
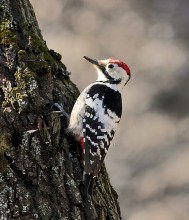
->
[[108, 64, 114, 69]]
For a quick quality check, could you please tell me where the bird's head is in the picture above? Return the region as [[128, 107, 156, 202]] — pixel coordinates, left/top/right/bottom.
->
[[84, 56, 131, 87]]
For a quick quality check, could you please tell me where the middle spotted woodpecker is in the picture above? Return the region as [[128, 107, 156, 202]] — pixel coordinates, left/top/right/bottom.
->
[[68, 56, 131, 197]]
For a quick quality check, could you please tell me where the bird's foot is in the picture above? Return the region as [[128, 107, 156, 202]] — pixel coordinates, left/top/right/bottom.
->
[[51, 103, 70, 119]]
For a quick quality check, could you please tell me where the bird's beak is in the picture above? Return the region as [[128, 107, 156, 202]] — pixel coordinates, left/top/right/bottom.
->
[[84, 56, 109, 77], [83, 56, 102, 69]]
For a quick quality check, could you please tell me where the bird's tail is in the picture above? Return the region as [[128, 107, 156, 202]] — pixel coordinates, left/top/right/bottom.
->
[[83, 173, 96, 198]]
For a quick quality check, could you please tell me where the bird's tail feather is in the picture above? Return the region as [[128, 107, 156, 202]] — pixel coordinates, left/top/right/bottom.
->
[[84, 173, 95, 198]]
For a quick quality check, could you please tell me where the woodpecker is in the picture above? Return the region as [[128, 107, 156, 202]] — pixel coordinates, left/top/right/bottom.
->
[[68, 56, 131, 197]]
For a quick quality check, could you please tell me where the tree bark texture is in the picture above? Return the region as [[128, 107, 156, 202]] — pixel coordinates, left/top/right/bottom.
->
[[0, 0, 122, 219]]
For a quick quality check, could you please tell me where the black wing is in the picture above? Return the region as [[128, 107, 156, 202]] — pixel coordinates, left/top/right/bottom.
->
[[82, 84, 122, 177], [82, 84, 122, 197], [83, 106, 115, 177]]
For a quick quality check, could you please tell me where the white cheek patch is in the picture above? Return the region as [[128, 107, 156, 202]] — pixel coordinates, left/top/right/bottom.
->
[[105, 64, 127, 83]]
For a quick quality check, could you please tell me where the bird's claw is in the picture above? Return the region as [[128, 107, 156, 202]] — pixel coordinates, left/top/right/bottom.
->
[[51, 103, 70, 119]]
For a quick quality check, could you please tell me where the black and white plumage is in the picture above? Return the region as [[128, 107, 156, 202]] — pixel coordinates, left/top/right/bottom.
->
[[68, 56, 131, 197]]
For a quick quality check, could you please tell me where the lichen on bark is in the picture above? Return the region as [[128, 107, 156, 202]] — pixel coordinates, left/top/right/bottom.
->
[[0, 130, 11, 172], [0, 0, 122, 219]]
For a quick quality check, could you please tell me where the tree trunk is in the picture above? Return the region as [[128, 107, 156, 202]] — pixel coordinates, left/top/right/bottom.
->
[[0, 0, 122, 219]]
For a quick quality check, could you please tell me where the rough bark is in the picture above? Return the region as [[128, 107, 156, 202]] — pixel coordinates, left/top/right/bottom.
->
[[0, 0, 122, 219]]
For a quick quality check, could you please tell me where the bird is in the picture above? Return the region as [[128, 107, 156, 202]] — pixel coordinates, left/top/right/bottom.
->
[[68, 56, 131, 198]]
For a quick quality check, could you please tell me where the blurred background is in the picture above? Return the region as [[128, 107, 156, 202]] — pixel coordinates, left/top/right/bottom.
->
[[30, 0, 189, 219]]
